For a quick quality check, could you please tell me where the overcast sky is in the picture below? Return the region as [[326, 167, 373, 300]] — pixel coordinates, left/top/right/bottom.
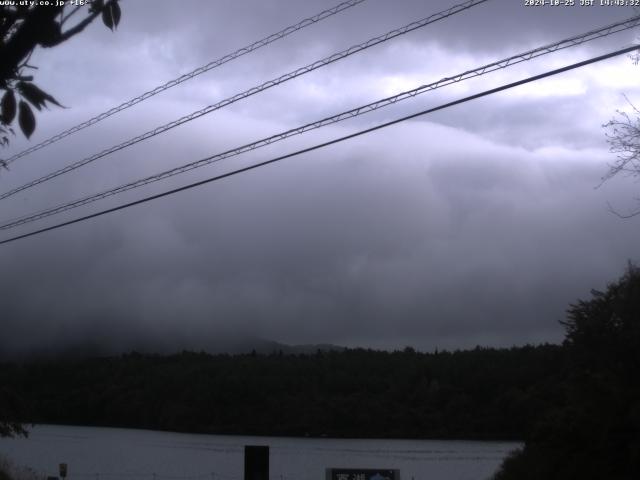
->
[[1, 0, 639, 357]]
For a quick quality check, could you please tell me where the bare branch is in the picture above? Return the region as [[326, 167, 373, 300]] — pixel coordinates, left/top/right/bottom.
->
[[54, 7, 103, 45], [602, 100, 640, 183], [606, 201, 640, 219], [59, 4, 83, 26]]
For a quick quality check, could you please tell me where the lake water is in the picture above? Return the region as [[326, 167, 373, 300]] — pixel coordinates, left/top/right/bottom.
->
[[0, 425, 519, 480]]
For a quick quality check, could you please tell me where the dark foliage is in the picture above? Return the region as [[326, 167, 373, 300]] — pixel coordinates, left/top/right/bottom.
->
[[0, 1, 120, 143], [0, 387, 28, 438], [494, 263, 640, 480], [0, 344, 566, 440]]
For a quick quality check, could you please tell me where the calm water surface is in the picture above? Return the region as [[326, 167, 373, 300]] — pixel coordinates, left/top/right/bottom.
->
[[0, 425, 519, 480]]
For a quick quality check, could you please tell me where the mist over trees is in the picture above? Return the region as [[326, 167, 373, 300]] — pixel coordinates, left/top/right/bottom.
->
[[1, 265, 638, 479]]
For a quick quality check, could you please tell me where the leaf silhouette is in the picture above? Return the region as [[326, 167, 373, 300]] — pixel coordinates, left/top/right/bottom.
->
[[17, 82, 62, 111], [111, 1, 121, 28], [1, 90, 16, 125], [102, 1, 120, 31], [18, 101, 36, 139], [89, 0, 104, 14]]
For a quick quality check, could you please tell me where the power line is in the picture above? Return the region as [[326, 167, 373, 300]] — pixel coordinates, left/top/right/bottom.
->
[[1, 0, 368, 166], [2, 15, 638, 231], [0, 0, 489, 201], [1, 44, 636, 247]]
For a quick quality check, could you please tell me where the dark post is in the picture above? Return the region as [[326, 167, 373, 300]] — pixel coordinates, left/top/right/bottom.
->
[[244, 445, 269, 480]]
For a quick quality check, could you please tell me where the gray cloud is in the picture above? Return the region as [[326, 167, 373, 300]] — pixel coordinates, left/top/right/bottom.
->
[[0, 0, 639, 357]]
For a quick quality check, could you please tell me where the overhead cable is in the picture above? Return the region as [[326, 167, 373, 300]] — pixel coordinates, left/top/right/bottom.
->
[[0, 0, 489, 201], [2, 16, 639, 230], [1, 44, 637, 246], [1, 0, 368, 166]]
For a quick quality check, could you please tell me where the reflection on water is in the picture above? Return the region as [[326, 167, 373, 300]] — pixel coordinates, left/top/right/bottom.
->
[[0, 425, 519, 480]]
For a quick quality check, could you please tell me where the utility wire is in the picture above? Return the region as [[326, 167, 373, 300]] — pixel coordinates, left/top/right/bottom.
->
[[0, 0, 489, 201], [1, 0, 368, 166], [1, 44, 637, 246], [2, 16, 638, 230]]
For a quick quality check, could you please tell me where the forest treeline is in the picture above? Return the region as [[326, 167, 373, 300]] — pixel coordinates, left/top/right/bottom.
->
[[0, 343, 566, 440], [1, 264, 638, 479], [493, 263, 640, 480]]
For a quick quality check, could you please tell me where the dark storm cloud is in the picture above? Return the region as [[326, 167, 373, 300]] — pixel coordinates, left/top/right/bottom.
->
[[123, 0, 634, 63], [1, 121, 637, 355], [0, 0, 639, 357]]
